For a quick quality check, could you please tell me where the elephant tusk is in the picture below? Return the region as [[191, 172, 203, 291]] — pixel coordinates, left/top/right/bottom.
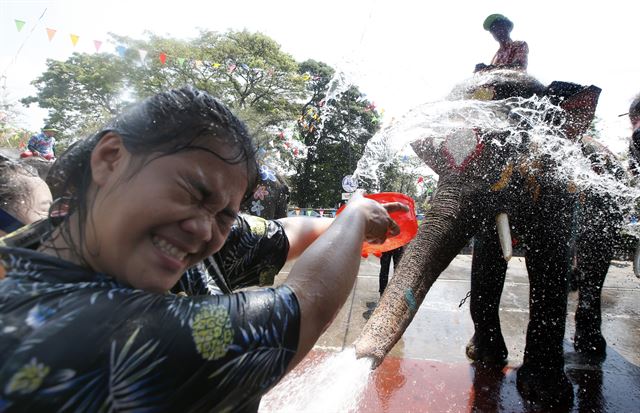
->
[[634, 241, 640, 278], [496, 213, 512, 262]]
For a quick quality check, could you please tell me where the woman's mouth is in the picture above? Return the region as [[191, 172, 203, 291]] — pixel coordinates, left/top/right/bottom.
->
[[152, 235, 188, 262]]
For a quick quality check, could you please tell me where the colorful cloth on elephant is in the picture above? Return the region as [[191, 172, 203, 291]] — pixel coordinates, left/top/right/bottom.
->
[[0, 247, 300, 412], [491, 41, 528, 70], [174, 214, 290, 296], [26, 132, 56, 158]]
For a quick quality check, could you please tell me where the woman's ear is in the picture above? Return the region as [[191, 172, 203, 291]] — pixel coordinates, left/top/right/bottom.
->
[[90, 132, 128, 188]]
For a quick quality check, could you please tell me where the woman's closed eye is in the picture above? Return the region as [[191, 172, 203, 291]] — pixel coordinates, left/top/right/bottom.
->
[[215, 209, 237, 231]]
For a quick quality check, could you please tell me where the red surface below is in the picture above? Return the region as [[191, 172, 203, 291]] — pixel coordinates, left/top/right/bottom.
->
[[287, 349, 640, 413]]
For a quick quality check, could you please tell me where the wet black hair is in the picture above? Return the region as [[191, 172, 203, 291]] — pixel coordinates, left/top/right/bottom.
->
[[0, 157, 40, 218], [45, 85, 258, 261], [630, 93, 640, 119]]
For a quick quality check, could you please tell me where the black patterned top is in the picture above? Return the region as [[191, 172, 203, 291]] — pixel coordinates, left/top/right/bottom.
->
[[174, 214, 290, 296], [0, 215, 298, 412]]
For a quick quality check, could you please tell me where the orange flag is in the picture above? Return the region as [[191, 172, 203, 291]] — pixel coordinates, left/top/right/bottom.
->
[[46, 28, 56, 41], [70, 34, 79, 47]]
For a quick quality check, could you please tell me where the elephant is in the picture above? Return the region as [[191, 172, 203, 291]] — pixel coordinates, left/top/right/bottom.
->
[[354, 70, 605, 408], [468, 114, 628, 367]]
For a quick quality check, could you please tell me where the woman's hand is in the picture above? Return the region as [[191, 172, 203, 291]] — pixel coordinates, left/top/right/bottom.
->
[[343, 191, 409, 245], [285, 190, 408, 371]]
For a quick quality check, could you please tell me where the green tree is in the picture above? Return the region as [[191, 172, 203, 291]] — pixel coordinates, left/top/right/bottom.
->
[[21, 53, 129, 142], [1, 79, 32, 149], [377, 157, 436, 212], [290, 60, 381, 207], [22, 30, 306, 150], [111, 30, 305, 148]]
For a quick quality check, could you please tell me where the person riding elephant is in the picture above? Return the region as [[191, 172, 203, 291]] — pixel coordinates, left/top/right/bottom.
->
[[20, 126, 57, 161], [475, 14, 528, 73], [354, 70, 603, 408]]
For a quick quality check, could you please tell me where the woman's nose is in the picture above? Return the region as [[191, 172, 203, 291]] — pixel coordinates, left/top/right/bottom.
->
[[180, 214, 214, 243]]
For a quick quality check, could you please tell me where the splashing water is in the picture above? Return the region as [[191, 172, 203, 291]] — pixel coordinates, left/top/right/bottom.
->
[[353, 98, 514, 186], [260, 348, 373, 413], [351, 76, 640, 235], [312, 69, 355, 138]]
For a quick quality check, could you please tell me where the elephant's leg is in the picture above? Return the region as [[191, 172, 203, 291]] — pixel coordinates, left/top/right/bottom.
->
[[516, 197, 574, 407], [574, 196, 619, 359], [574, 232, 609, 359], [466, 228, 508, 365]]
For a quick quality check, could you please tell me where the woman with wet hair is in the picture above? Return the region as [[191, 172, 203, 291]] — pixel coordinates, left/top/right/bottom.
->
[[0, 86, 403, 411]]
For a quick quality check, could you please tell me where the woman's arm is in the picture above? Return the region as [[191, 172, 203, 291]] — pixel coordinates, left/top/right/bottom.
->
[[277, 217, 334, 261], [284, 194, 406, 369]]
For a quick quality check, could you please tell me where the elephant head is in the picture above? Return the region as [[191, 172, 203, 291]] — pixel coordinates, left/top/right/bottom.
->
[[354, 70, 601, 366]]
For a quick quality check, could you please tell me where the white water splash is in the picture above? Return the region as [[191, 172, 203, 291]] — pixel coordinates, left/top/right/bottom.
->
[[351, 82, 640, 234], [260, 348, 373, 413]]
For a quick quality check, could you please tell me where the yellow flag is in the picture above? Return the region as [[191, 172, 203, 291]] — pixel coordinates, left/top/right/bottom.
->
[[70, 34, 79, 47]]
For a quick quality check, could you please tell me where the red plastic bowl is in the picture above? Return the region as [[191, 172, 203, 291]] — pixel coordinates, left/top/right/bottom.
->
[[337, 192, 418, 257]]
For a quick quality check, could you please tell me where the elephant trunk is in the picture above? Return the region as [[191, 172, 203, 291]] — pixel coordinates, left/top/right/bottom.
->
[[354, 175, 479, 365]]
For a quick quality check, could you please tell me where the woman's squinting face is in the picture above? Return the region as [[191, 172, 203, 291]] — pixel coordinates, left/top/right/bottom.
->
[[87, 144, 248, 293]]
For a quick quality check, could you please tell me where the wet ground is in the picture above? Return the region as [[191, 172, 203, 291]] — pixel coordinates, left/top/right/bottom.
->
[[265, 254, 640, 412]]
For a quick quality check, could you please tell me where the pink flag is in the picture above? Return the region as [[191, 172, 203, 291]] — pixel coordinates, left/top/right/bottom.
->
[[94, 40, 102, 52]]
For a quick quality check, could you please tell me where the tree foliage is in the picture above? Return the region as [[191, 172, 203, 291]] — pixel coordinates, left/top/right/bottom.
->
[[289, 60, 381, 208], [23, 30, 306, 147], [21, 53, 129, 141], [21, 31, 384, 207]]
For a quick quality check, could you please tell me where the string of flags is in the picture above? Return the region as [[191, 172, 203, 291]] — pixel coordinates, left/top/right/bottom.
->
[[11, 17, 327, 82], [9, 17, 388, 105], [11, 16, 384, 160]]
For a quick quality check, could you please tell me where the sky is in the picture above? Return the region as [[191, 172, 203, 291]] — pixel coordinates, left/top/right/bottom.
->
[[1, 0, 639, 154]]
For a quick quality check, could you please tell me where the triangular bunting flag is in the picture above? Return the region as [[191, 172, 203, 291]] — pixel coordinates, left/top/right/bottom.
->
[[46, 28, 56, 41], [212, 63, 221, 68], [138, 49, 148, 62], [14, 20, 25, 32], [194, 60, 203, 68], [93, 40, 102, 52], [116, 45, 127, 58], [159, 52, 167, 65], [177, 57, 186, 66], [70, 34, 79, 47]]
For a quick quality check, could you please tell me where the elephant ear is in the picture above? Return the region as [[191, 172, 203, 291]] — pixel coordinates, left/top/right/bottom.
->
[[546, 82, 601, 141]]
